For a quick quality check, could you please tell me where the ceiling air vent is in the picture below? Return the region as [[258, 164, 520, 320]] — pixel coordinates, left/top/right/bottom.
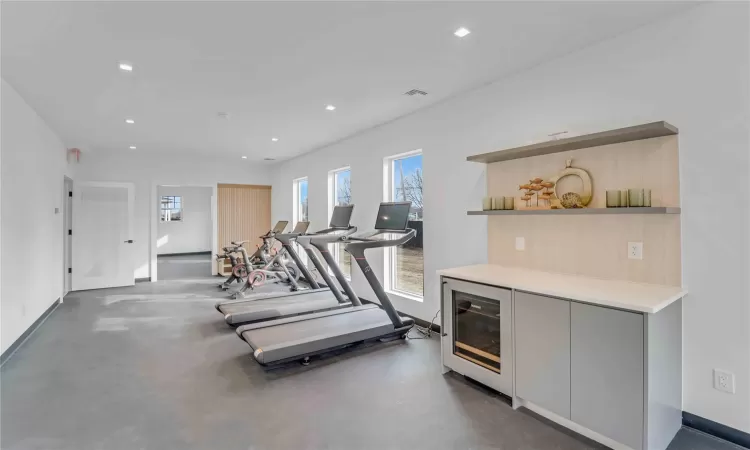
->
[[404, 89, 428, 96]]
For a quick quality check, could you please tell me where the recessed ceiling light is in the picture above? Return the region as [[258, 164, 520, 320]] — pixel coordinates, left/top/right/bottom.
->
[[118, 61, 133, 72], [124, 119, 135, 124], [271, 137, 279, 142], [217, 112, 230, 119], [264, 157, 276, 161], [241, 156, 248, 159], [454, 27, 471, 38], [325, 105, 336, 111], [129, 146, 136, 149]]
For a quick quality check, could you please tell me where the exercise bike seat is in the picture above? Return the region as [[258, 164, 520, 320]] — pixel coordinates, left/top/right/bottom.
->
[[230, 240, 248, 246]]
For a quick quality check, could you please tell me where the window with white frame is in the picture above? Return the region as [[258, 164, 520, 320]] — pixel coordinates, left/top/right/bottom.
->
[[160, 196, 183, 221], [292, 177, 309, 265], [293, 177, 309, 225], [384, 151, 423, 298], [328, 167, 351, 279]]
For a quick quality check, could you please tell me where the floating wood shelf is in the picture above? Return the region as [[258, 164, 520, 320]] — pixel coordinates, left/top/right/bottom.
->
[[467, 207, 681, 216], [467, 121, 678, 164]]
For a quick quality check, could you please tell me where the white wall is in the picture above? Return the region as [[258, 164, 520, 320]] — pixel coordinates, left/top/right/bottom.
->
[[271, 3, 750, 432], [75, 152, 273, 279], [1, 78, 75, 355], [156, 185, 212, 255]]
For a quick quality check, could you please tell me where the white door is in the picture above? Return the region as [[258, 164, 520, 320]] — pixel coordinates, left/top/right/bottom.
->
[[72, 182, 135, 290]]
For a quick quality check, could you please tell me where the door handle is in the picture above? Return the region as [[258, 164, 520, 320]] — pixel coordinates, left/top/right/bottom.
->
[[124, 240, 134, 243]]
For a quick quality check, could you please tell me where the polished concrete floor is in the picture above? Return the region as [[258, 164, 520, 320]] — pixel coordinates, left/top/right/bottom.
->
[[1, 278, 743, 450], [157, 253, 213, 280]]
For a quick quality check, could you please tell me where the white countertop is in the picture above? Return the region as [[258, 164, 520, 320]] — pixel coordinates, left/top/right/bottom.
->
[[437, 264, 686, 314]]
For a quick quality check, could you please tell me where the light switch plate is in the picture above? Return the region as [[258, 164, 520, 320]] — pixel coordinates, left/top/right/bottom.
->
[[628, 242, 643, 260], [714, 369, 736, 394], [515, 237, 525, 251]]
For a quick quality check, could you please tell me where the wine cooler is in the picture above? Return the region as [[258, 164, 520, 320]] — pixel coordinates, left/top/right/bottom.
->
[[442, 278, 512, 395]]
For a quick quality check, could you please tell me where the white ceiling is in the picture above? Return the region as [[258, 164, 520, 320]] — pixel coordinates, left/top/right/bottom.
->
[[1, 1, 693, 161]]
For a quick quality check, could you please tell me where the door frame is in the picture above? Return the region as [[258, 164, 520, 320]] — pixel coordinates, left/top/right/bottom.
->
[[149, 182, 218, 282], [72, 181, 136, 291], [62, 176, 73, 299]]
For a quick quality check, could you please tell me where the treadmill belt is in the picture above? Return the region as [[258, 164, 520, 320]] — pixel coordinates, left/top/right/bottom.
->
[[220, 291, 342, 325], [240, 307, 398, 364]]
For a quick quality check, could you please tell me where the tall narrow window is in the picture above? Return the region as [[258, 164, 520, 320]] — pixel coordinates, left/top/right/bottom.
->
[[385, 151, 423, 299], [292, 177, 309, 265], [329, 167, 351, 279], [293, 177, 309, 225]]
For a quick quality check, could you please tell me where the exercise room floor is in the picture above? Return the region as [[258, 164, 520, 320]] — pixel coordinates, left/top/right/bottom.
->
[[0, 279, 741, 450], [156, 253, 213, 280]]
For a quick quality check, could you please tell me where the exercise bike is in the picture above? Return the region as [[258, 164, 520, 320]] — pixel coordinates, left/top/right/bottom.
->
[[231, 222, 310, 299], [217, 221, 289, 291]]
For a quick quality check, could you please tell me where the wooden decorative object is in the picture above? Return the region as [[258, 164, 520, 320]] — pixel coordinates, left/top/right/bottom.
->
[[518, 177, 559, 210], [548, 159, 593, 207]]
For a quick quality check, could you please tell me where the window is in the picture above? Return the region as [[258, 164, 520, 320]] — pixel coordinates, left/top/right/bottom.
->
[[329, 167, 351, 279], [293, 177, 308, 225], [293, 177, 309, 266], [384, 151, 423, 298], [160, 196, 182, 221]]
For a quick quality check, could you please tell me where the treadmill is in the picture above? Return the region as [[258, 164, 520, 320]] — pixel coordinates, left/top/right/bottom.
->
[[215, 205, 358, 326], [236, 202, 416, 366]]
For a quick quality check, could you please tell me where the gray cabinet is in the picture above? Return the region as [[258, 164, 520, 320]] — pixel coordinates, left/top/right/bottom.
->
[[514, 291, 571, 419], [571, 302, 644, 450]]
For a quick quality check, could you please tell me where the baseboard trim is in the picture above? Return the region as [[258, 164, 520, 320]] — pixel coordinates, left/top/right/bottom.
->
[[683, 411, 750, 448], [135, 277, 152, 283], [158, 251, 212, 257], [0, 298, 61, 367]]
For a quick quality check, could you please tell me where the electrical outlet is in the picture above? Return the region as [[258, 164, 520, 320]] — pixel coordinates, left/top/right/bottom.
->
[[515, 237, 525, 251], [628, 242, 643, 260], [714, 369, 736, 394]]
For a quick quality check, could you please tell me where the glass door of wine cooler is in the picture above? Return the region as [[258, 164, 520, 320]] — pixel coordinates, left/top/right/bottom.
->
[[442, 278, 512, 395]]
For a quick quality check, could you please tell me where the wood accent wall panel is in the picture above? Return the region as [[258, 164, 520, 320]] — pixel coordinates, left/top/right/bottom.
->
[[217, 184, 271, 250], [486, 136, 681, 286]]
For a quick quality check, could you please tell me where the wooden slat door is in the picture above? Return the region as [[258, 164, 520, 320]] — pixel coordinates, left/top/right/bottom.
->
[[217, 184, 272, 251]]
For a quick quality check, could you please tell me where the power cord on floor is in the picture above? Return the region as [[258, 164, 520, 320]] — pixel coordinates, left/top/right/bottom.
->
[[408, 309, 440, 340]]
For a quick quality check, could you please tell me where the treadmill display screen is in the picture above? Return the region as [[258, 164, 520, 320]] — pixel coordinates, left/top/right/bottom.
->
[[329, 205, 354, 228], [375, 202, 411, 230], [292, 221, 310, 234], [272, 221, 289, 233]]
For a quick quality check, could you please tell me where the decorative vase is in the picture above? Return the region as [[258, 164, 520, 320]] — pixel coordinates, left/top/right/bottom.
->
[[629, 189, 644, 207], [606, 190, 620, 208]]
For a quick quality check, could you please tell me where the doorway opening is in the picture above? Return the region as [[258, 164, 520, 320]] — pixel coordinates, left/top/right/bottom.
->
[[155, 185, 216, 281]]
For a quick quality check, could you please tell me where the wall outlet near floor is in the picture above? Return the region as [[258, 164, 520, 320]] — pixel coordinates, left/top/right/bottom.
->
[[714, 369, 736, 394], [515, 237, 525, 251], [627, 242, 643, 260]]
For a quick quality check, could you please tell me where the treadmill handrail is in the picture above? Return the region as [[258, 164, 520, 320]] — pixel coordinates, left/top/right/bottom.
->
[[297, 226, 357, 247], [344, 228, 417, 328], [344, 229, 416, 249]]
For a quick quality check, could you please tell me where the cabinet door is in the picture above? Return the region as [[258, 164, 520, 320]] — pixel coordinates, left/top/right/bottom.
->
[[515, 291, 571, 418], [571, 302, 644, 450]]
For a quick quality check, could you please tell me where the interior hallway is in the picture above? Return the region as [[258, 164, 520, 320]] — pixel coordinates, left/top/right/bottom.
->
[[0, 279, 740, 450], [156, 253, 213, 280]]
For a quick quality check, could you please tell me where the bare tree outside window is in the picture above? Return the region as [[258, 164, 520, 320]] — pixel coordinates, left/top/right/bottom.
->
[[338, 176, 352, 205]]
